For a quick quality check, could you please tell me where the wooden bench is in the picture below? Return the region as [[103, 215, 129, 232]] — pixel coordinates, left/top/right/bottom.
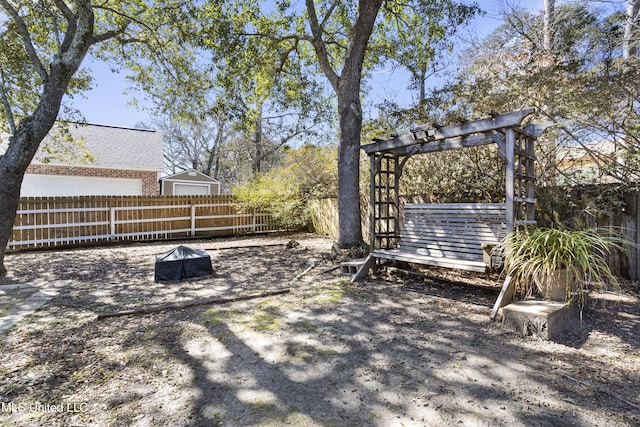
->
[[353, 203, 507, 280]]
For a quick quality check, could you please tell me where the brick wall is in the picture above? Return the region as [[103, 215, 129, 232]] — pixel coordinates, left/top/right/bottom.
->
[[26, 164, 159, 195]]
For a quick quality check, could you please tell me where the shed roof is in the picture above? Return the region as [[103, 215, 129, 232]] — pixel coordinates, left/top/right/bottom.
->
[[161, 169, 220, 182]]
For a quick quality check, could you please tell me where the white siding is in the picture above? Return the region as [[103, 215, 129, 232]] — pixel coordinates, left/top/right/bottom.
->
[[21, 174, 142, 197]]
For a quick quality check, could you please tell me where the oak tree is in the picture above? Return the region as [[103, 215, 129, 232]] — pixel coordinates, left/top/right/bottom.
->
[[201, 0, 478, 247], [0, 0, 193, 276]]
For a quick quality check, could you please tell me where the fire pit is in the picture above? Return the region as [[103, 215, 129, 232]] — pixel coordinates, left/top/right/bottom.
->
[[154, 245, 213, 282]]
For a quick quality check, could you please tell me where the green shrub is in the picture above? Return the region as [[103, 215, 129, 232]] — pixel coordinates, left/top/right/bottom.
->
[[233, 145, 337, 230]]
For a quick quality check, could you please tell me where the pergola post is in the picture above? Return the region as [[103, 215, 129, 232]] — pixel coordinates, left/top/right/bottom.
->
[[505, 127, 515, 233], [368, 153, 402, 251], [369, 154, 377, 252]]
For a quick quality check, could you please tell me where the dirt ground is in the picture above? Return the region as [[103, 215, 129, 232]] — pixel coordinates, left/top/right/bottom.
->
[[0, 233, 638, 427]]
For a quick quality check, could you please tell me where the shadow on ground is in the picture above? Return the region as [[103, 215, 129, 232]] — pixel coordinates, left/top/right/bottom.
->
[[1, 236, 638, 426]]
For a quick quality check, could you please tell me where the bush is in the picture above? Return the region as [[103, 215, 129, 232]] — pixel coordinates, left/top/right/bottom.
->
[[233, 145, 337, 230]]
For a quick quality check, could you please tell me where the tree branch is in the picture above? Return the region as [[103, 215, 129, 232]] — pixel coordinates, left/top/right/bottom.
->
[[91, 2, 179, 39], [305, 0, 339, 90], [343, 0, 383, 76], [55, 1, 80, 56], [53, 0, 76, 23], [0, 0, 49, 81], [0, 67, 16, 134], [92, 26, 130, 44], [321, 0, 340, 29]]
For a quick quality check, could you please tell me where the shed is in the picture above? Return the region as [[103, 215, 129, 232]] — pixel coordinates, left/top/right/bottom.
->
[[160, 169, 221, 196]]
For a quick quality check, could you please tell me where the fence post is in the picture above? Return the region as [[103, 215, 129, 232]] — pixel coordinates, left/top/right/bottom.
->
[[629, 190, 640, 281], [191, 204, 196, 237], [110, 206, 116, 238], [623, 189, 640, 281], [252, 208, 257, 233]]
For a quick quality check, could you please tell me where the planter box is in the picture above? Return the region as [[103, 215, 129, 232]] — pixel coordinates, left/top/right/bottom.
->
[[536, 269, 576, 302]]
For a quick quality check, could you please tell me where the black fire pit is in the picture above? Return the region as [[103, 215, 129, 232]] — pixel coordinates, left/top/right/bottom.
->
[[154, 245, 213, 282]]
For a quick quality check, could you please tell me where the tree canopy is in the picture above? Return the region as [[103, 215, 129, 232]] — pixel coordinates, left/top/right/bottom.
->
[[195, 0, 479, 246], [369, 1, 640, 206], [2, 0, 541, 275]]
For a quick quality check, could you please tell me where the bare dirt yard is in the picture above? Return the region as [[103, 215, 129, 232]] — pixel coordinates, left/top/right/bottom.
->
[[0, 233, 639, 426]]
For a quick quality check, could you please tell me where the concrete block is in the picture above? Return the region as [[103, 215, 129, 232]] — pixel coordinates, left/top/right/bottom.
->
[[341, 258, 366, 276], [500, 297, 584, 340]]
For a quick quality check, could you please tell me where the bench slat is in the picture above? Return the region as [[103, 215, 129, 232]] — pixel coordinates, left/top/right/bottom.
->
[[402, 227, 505, 240], [404, 214, 506, 221], [372, 249, 487, 272], [399, 237, 496, 248], [404, 211, 506, 218], [371, 202, 506, 271], [402, 227, 505, 238], [404, 203, 506, 210], [398, 242, 486, 255], [396, 249, 483, 263]]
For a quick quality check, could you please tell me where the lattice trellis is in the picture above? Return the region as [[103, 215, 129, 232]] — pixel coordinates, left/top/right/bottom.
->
[[370, 153, 401, 250]]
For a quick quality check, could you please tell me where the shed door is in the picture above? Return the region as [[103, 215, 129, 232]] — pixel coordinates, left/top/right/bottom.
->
[[173, 183, 210, 195]]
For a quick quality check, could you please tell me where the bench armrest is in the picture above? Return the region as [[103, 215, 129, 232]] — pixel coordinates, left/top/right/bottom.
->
[[481, 242, 500, 266]]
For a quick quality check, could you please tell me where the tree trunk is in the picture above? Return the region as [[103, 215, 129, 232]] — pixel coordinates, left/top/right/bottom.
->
[[0, 156, 24, 277], [253, 103, 263, 174], [336, 82, 364, 247], [0, 87, 70, 276], [0, 2, 95, 276], [624, 0, 640, 59], [418, 68, 426, 103], [304, 0, 382, 248], [543, 0, 555, 53]]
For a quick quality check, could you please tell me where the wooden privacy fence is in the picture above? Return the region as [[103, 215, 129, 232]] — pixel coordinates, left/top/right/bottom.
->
[[536, 184, 640, 281], [8, 195, 277, 251]]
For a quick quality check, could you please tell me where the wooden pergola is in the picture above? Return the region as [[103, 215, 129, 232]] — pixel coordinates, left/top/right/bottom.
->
[[353, 108, 541, 283]]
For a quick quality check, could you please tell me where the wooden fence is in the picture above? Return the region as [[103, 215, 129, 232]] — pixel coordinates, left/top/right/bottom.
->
[[536, 184, 640, 281], [8, 195, 277, 251]]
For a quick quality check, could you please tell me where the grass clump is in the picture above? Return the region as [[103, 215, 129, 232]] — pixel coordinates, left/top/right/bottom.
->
[[500, 226, 627, 299]]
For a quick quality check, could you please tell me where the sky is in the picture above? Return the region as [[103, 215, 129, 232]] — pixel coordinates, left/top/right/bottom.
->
[[65, 58, 153, 129], [65, 1, 545, 130]]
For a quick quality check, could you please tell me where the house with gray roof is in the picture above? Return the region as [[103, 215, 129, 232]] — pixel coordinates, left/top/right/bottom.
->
[[9, 122, 163, 197]]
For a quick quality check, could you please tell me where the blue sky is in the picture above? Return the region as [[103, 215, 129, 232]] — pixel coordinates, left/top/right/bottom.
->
[[66, 1, 544, 129], [66, 58, 152, 128]]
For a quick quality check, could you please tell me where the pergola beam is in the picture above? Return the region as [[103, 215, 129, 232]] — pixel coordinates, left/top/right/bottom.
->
[[362, 108, 535, 155], [388, 133, 496, 156]]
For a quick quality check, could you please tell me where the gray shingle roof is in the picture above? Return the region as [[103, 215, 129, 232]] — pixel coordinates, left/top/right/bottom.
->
[[34, 123, 164, 171]]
